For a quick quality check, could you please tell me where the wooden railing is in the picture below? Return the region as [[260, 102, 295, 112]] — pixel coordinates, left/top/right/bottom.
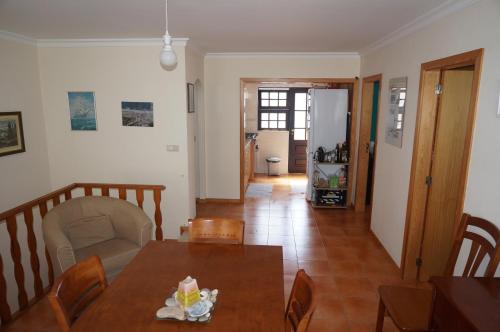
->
[[0, 182, 166, 326]]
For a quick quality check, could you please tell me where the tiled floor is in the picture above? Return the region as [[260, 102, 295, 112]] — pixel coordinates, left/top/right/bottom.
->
[[198, 174, 403, 331], [4, 174, 404, 331]]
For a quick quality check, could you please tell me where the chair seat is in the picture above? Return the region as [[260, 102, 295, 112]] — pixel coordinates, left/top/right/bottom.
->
[[378, 285, 434, 331], [75, 238, 140, 278]]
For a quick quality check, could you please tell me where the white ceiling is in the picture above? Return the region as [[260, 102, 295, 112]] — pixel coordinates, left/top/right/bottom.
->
[[0, 0, 454, 52]]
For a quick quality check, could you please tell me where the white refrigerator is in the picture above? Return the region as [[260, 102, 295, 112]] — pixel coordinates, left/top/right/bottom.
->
[[306, 89, 349, 201]]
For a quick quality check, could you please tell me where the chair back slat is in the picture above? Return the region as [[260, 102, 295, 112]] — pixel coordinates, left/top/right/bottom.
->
[[285, 269, 316, 332], [445, 214, 500, 277], [49, 255, 107, 332], [189, 218, 245, 244], [23, 209, 44, 299]]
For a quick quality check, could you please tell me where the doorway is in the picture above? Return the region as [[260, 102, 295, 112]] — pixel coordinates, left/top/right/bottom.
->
[[288, 88, 309, 173], [239, 78, 359, 202], [401, 49, 483, 281], [355, 74, 382, 212]]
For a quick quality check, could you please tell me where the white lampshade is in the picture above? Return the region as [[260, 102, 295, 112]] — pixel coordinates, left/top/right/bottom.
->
[[160, 34, 177, 69]]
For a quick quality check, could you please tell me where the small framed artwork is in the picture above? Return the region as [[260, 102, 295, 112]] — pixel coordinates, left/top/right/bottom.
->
[[187, 83, 195, 113], [0, 111, 26, 157], [68, 91, 97, 131], [121, 101, 154, 127]]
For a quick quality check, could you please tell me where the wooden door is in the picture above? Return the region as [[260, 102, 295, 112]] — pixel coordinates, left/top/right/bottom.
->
[[288, 89, 309, 173], [354, 76, 379, 211], [418, 68, 474, 281]]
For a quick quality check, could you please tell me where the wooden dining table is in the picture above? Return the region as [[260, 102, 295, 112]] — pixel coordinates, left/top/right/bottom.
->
[[70, 240, 285, 331]]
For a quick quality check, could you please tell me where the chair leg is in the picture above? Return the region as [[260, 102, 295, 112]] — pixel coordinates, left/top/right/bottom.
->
[[375, 298, 386, 332]]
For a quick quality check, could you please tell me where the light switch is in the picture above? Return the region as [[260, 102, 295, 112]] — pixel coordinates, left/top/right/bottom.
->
[[166, 145, 179, 152]]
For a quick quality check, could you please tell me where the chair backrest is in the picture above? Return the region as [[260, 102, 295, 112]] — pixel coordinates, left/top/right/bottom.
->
[[285, 269, 316, 332], [188, 218, 245, 244], [48, 255, 108, 331], [445, 213, 500, 277]]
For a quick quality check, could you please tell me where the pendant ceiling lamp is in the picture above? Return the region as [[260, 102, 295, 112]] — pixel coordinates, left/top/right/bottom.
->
[[160, 0, 177, 69]]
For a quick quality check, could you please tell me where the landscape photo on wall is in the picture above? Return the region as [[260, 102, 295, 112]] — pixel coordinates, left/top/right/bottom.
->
[[121, 101, 154, 127], [0, 112, 25, 157], [68, 91, 97, 131]]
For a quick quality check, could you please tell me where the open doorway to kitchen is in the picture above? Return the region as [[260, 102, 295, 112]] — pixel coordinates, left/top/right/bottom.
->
[[239, 78, 359, 204]]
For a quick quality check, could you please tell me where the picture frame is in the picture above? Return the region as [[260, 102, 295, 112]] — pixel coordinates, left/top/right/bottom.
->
[[0, 111, 26, 157], [187, 83, 195, 113], [67, 91, 97, 131], [121, 101, 154, 127]]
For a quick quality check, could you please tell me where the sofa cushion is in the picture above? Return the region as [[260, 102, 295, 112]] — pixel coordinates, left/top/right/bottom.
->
[[66, 215, 115, 250], [74, 238, 141, 278]]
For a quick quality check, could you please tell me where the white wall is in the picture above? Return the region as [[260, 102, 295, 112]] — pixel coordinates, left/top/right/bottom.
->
[[362, 0, 500, 268], [185, 44, 205, 217], [37, 44, 190, 239], [0, 37, 52, 313], [204, 55, 360, 199], [0, 38, 51, 211]]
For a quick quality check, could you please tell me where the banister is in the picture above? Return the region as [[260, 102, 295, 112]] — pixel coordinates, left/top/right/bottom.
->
[[0, 184, 76, 222]]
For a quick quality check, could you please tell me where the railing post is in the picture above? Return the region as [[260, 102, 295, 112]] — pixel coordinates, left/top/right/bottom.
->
[[84, 186, 92, 196], [5, 216, 28, 310], [118, 188, 127, 200], [101, 187, 110, 196], [153, 189, 163, 240], [23, 209, 43, 299], [136, 189, 144, 209], [39, 202, 54, 286], [0, 254, 12, 325]]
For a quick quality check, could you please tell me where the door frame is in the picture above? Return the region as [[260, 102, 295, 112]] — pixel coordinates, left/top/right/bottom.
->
[[288, 88, 310, 174], [354, 74, 382, 212], [400, 49, 484, 280], [239, 78, 359, 203]]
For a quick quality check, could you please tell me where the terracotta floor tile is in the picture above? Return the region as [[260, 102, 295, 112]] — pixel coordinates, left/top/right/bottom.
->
[[296, 246, 328, 261], [309, 317, 351, 332], [342, 296, 379, 323], [298, 260, 332, 276], [334, 275, 377, 298]]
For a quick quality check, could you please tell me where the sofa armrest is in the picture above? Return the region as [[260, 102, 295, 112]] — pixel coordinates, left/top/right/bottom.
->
[[111, 202, 153, 247], [42, 217, 76, 277]]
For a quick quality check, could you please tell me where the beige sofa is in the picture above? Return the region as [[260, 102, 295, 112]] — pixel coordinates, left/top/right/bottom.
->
[[43, 196, 152, 279]]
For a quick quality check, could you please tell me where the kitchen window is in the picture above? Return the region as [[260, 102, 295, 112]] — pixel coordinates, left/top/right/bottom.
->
[[258, 89, 289, 130]]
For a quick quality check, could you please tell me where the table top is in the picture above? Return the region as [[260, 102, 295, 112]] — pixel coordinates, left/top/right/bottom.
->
[[430, 277, 500, 332], [71, 240, 285, 331]]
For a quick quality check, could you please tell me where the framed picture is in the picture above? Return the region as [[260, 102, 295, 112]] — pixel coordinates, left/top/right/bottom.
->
[[187, 83, 195, 113], [68, 91, 97, 131], [0, 112, 26, 157], [121, 101, 154, 127], [385, 77, 407, 148]]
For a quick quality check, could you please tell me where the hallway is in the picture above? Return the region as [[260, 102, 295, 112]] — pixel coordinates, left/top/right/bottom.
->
[[197, 174, 401, 331]]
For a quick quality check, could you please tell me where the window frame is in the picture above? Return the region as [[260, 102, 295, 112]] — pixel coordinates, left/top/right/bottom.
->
[[258, 89, 290, 131]]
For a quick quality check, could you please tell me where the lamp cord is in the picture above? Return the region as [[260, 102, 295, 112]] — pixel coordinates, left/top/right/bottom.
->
[[165, 0, 169, 35]]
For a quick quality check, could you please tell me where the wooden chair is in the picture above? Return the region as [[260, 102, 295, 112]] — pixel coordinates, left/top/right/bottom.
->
[[285, 269, 317, 332], [375, 213, 500, 332], [188, 218, 245, 244], [48, 255, 108, 332]]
